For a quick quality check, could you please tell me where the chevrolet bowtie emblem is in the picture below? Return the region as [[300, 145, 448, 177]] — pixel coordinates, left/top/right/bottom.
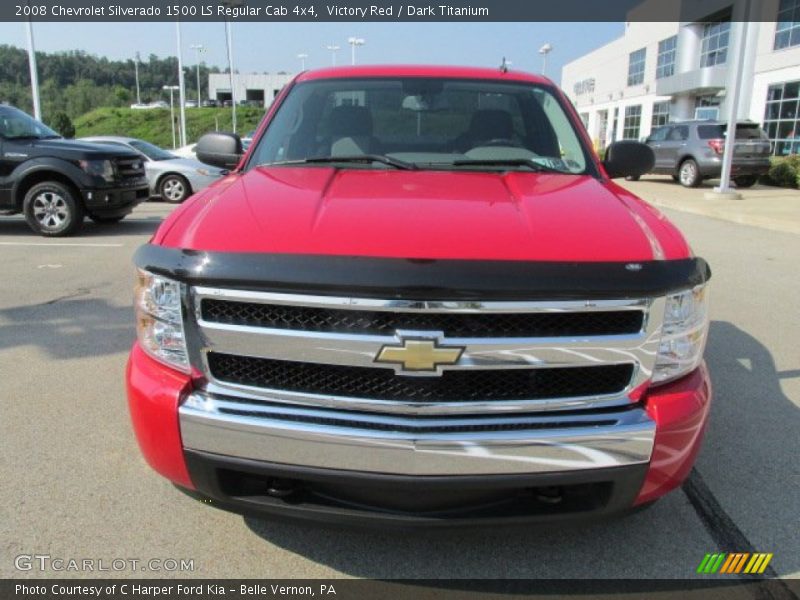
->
[[375, 337, 464, 373]]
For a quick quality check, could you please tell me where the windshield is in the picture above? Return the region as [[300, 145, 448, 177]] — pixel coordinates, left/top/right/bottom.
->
[[247, 78, 591, 174], [0, 106, 60, 140], [697, 124, 768, 140], [129, 139, 176, 161]]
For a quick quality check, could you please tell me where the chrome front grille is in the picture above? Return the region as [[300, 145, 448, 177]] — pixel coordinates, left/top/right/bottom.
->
[[187, 288, 664, 416]]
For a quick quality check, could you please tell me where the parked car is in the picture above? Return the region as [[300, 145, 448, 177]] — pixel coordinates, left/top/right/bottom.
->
[[185, 100, 198, 109], [201, 99, 219, 108], [127, 65, 712, 526], [637, 120, 771, 188], [80, 136, 225, 203], [0, 105, 148, 236]]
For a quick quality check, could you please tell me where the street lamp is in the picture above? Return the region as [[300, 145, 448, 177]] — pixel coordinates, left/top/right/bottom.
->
[[348, 37, 365, 66], [221, 0, 244, 133], [190, 43, 206, 105], [175, 21, 188, 147], [325, 44, 340, 66], [539, 43, 552, 76], [297, 53, 308, 71], [163, 85, 180, 149]]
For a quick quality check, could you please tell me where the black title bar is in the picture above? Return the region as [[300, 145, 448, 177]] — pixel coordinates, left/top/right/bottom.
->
[[2, 0, 780, 22]]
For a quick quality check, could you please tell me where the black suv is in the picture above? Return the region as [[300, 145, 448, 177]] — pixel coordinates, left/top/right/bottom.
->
[[638, 120, 771, 188], [0, 105, 149, 236]]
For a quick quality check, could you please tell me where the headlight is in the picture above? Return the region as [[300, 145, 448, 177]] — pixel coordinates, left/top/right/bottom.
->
[[134, 269, 189, 372], [79, 159, 115, 182], [652, 283, 710, 384]]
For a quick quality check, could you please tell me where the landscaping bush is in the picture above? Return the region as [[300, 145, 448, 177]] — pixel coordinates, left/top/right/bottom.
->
[[761, 155, 800, 189]]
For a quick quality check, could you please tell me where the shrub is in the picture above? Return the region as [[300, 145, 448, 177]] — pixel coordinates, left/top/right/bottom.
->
[[48, 112, 75, 139], [761, 156, 799, 189]]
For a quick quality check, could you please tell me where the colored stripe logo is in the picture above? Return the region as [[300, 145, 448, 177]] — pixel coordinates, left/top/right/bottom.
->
[[697, 553, 773, 574]]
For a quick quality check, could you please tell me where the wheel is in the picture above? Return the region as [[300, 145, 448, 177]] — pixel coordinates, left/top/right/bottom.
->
[[625, 175, 641, 181], [159, 174, 190, 203], [23, 181, 84, 237], [90, 214, 126, 224], [678, 159, 701, 188], [734, 175, 758, 188]]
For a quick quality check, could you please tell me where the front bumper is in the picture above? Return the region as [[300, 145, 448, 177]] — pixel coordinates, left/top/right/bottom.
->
[[126, 343, 712, 525], [82, 181, 149, 217], [697, 158, 770, 178]]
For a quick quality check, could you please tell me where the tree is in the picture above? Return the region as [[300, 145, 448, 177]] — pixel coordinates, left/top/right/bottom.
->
[[49, 112, 75, 138]]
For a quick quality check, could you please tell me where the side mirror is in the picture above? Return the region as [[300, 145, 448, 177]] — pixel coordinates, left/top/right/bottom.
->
[[603, 140, 655, 179], [195, 132, 243, 169]]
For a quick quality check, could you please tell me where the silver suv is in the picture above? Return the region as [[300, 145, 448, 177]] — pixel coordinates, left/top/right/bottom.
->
[[637, 120, 770, 188]]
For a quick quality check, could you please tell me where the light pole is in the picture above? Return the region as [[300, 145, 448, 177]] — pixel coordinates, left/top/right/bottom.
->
[[348, 37, 365, 66], [190, 43, 205, 105], [163, 85, 180, 149], [175, 21, 188, 147], [134, 51, 141, 106], [297, 53, 308, 71], [25, 16, 41, 120], [325, 44, 340, 66], [539, 43, 552, 77], [221, 0, 243, 133]]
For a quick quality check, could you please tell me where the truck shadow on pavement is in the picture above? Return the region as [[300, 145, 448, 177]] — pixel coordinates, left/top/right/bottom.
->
[[0, 295, 134, 359], [243, 320, 799, 580]]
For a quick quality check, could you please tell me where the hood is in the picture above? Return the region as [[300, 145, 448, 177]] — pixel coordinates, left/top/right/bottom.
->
[[161, 157, 218, 172], [22, 138, 141, 160], [159, 167, 690, 262]]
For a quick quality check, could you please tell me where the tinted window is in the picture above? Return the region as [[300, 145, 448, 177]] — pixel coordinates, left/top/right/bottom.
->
[[648, 126, 669, 142], [668, 126, 689, 141], [129, 140, 175, 161], [0, 107, 59, 140], [697, 124, 767, 140], [249, 78, 591, 174]]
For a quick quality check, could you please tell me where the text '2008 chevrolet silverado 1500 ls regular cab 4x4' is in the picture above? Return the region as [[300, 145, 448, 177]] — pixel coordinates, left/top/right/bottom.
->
[[127, 66, 712, 527]]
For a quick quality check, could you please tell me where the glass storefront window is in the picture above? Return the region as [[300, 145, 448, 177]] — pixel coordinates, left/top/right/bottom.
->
[[763, 80, 800, 155]]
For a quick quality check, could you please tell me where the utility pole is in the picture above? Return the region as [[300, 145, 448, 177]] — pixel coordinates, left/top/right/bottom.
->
[[325, 44, 340, 66], [134, 51, 141, 105], [221, 0, 243, 133], [712, 0, 752, 199], [25, 15, 41, 120], [163, 85, 179, 148], [176, 21, 188, 146], [190, 44, 205, 104]]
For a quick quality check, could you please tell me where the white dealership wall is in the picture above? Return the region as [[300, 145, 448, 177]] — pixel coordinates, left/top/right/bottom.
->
[[208, 73, 294, 105], [561, 0, 800, 151]]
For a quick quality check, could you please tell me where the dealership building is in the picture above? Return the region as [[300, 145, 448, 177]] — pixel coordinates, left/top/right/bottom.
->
[[561, 0, 800, 156], [208, 72, 294, 106]]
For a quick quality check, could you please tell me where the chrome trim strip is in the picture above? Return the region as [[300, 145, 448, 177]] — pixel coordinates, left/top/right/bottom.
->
[[193, 287, 651, 313], [179, 392, 657, 476]]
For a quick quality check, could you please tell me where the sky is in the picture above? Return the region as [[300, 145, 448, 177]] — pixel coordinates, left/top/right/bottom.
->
[[0, 21, 623, 84]]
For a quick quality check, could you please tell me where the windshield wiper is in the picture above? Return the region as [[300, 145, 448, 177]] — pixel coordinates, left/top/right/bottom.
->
[[271, 155, 417, 170], [449, 158, 568, 173]]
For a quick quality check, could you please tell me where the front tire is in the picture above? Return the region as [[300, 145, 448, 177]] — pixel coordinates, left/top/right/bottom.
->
[[678, 159, 701, 188], [734, 175, 758, 188], [23, 181, 84, 237], [159, 174, 190, 204]]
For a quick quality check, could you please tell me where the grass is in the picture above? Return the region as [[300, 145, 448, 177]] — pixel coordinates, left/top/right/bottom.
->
[[73, 106, 266, 148]]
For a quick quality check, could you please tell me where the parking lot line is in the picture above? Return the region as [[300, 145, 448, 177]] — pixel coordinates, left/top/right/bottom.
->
[[0, 241, 124, 248]]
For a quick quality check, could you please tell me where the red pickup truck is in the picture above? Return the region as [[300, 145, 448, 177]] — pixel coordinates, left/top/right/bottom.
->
[[127, 66, 711, 526]]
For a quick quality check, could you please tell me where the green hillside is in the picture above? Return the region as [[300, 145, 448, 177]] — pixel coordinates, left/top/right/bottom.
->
[[73, 106, 266, 148]]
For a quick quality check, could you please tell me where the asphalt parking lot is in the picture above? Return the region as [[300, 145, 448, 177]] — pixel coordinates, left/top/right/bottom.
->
[[1, 187, 798, 581]]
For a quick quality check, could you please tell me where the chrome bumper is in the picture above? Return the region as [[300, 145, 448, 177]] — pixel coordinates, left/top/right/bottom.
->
[[179, 391, 656, 476]]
